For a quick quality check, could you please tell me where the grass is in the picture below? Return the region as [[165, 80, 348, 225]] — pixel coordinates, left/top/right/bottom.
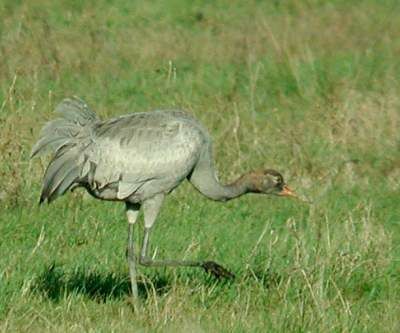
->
[[1, 0, 399, 331]]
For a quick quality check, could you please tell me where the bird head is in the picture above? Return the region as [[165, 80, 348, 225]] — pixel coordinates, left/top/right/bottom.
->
[[250, 169, 297, 198]]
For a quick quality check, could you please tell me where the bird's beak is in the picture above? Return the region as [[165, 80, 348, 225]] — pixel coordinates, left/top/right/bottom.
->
[[278, 185, 298, 198]]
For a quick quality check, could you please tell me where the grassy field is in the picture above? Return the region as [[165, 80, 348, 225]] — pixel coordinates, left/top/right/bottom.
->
[[1, 0, 399, 331]]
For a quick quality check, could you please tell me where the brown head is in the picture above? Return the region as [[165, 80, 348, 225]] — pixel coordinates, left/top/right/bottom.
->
[[246, 169, 297, 198]]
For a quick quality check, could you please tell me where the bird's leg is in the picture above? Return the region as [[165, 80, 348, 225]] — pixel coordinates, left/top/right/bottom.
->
[[126, 203, 140, 302], [139, 227, 235, 279], [139, 226, 200, 268], [138, 194, 235, 279]]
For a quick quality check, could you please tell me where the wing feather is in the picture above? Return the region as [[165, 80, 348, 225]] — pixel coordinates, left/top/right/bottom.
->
[[82, 110, 206, 199]]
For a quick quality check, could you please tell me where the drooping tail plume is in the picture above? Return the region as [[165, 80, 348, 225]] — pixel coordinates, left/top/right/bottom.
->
[[31, 97, 99, 204]]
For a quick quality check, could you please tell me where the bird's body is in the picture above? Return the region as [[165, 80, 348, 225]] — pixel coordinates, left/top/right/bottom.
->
[[32, 101, 247, 205], [31, 97, 296, 302], [78, 110, 207, 203]]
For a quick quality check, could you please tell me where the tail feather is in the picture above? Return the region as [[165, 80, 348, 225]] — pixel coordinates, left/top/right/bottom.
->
[[40, 149, 79, 203], [44, 166, 80, 204], [40, 118, 78, 136], [31, 135, 70, 159], [32, 97, 99, 204], [31, 97, 98, 158], [54, 167, 80, 198], [55, 97, 98, 124]]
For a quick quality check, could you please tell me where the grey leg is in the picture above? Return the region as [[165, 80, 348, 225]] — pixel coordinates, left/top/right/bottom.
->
[[139, 194, 235, 279], [126, 203, 140, 301], [139, 226, 201, 268]]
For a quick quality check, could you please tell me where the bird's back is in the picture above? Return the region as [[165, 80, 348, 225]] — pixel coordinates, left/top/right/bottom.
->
[[82, 110, 209, 202]]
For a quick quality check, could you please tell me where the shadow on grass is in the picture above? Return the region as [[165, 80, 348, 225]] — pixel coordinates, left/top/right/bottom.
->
[[32, 262, 170, 302], [32, 263, 279, 303]]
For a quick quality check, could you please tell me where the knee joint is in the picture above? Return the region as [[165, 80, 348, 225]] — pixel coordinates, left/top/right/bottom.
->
[[139, 256, 151, 266]]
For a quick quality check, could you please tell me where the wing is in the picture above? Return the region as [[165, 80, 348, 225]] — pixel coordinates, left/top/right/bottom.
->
[[81, 111, 206, 200]]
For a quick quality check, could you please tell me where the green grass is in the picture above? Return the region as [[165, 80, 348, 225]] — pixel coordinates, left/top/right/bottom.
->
[[1, 0, 399, 331]]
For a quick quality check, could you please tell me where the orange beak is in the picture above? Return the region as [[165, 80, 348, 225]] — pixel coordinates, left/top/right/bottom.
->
[[278, 185, 298, 198]]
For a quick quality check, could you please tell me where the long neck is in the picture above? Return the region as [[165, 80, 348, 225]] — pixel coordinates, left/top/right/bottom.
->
[[223, 174, 254, 200], [190, 170, 250, 201], [188, 149, 254, 202]]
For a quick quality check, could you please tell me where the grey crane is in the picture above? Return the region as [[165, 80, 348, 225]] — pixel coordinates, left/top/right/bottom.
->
[[31, 97, 297, 300]]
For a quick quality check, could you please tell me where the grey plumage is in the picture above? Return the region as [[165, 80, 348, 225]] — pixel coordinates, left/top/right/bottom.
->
[[32, 97, 232, 205], [31, 98, 98, 204], [31, 97, 295, 301]]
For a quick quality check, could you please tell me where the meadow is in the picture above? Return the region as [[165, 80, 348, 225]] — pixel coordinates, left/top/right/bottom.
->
[[0, 0, 399, 331]]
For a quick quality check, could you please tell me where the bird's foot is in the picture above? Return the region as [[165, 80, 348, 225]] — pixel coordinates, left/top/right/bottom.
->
[[201, 261, 235, 280]]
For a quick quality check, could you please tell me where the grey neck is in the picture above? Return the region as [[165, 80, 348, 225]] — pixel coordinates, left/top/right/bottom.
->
[[188, 164, 253, 202]]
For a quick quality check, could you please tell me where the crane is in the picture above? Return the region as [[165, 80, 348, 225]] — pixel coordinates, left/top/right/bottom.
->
[[31, 97, 297, 300]]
